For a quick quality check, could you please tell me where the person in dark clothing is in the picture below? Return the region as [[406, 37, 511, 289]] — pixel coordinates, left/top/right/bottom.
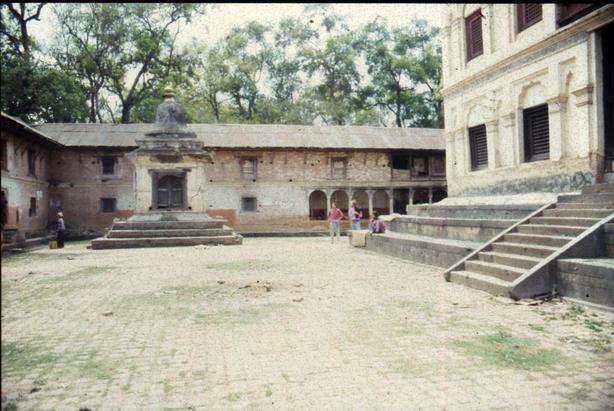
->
[[56, 212, 65, 248]]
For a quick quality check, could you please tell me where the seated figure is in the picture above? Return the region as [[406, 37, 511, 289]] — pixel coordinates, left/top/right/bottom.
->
[[367, 211, 385, 233]]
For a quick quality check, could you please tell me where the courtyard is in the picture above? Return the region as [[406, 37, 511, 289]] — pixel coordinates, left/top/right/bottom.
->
[[1, 237, 613, 410]]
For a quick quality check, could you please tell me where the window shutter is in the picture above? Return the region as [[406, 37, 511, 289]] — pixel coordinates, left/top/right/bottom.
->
[[468, 124, 488, 171], [557, 4, 603, 27], [523, 104, 550, 162], [465, 10, 483, 61], [517, 4, 542, 32]]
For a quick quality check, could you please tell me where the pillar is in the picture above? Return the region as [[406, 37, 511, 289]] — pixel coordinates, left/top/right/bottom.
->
[[408, 188, 414, 205], [388, 189, 393, 214], [428, 187, 433, 204], [485, 119, 499, 169], [546, 95, 568, 162], [366, 190, 374, 217]]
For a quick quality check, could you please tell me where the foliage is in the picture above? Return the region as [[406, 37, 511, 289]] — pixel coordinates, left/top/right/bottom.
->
[[1, 4, 443, 127]]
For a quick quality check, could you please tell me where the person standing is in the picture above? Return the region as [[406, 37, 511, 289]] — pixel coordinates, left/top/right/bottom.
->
[[349, 200, 362, 231], [56, 212, 66, 249], [327, 202, 344, 243]]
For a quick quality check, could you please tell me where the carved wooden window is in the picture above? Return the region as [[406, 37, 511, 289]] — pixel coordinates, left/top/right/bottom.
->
[[27, 149, 36, 176], [101, 156, 116, 175], [241, 197, 257, 212], [523, 104, 550, 162], [465, 9, 483, 61], [412, 156, 429, 176], [469, 125, 488, 171], [331, 159, 347, 180], [557, 4, 603, 27], [100, 198, 117, 213], [431, 156, 446, 176], [517, 4, 542, 32], [241, 158, 256, 180]]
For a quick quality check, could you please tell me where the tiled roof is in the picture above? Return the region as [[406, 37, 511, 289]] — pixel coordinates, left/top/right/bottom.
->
[[33, 123, 445, 151]]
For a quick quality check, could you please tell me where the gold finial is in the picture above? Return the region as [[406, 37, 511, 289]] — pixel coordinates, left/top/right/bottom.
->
[[163, 85, 175, 102]]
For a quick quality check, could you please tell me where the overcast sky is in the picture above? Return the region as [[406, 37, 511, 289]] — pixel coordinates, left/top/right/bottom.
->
[[31, 3, 445, 49]]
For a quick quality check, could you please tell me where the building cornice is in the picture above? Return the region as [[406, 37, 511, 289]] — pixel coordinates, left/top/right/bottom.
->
[[441, 5, 614, 99]]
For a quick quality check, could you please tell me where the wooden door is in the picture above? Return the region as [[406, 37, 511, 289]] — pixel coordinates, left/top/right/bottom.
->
[[157, 175, 184, 209]]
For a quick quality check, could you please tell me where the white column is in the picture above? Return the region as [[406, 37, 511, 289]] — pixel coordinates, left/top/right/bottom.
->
[[485, 119, 499, 169], [546, 96, 568, 162], [388, 189, 394, 214], [428, 188, 433, 204], [366, 190, 374, 217]]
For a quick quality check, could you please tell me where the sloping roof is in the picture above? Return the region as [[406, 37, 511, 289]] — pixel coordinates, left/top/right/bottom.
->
[[1, 112, 64, 148], [33, 123, 445, 151]]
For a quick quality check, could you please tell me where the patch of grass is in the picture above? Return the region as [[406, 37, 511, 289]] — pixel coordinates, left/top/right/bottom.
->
[[205, 259, 275, 272], [454, 329, 566, 370], [562, 304, 585, 320], [195, 303, 288, 326], [528, 324, 545, 332], [1, 341, 60, 378], [390, 358, 422, 376], [583, 318, 605, 332], [265, 386, 273, 397], [3, 402, 18, 411], [226, 392, 241, 402], [40, 266, 115, 285], [560, 382, 591, 402], [2, 252, 81, 267]]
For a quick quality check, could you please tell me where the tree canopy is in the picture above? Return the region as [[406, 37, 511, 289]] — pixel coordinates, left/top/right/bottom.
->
[[1, 3, 442, 127]]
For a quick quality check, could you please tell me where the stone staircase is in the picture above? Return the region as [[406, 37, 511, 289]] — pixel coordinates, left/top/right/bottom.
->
[[447, 183, 614, 297], [363, 204, 539, 268], [91, 212, 242, 249]]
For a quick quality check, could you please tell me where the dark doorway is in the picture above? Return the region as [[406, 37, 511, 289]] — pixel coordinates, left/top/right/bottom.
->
[[602, 23, 614, 174], [413, 188, 430, 204], [393, 189, 409, 214], [156, 175, 184, 209]]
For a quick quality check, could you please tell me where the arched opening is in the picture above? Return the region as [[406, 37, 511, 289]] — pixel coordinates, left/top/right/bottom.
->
[[372, 190, 390, 216], [351, 190, 369, 219], [393, 189, 409, 214], [309, 190, 327, 220], [432, 188, 448, 203], [330, 190, 349, 215]]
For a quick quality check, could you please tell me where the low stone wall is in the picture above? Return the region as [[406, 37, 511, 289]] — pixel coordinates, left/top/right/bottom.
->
[[365, 233, 478, 268], [390, 216, 515, 243], [557, 259, 614, 308]]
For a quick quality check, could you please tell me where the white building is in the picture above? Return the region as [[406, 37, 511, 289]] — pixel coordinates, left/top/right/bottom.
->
[[441, 4, 614, 203]]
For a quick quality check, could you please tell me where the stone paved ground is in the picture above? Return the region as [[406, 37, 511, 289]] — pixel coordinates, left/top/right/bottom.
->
[[1, 237, 613, 410]]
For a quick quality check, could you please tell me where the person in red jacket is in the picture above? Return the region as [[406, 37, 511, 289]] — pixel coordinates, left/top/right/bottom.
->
[[327, 202, 344, 243]]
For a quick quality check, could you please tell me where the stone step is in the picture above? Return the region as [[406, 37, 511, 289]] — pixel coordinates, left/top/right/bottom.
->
[[91, 235, 242, 249], [107, 228, 234, 239], [557, 193, 614, 203], [449, 270, 511, 296], [464, 260, 525, 282], [112, 220, 225, 230], [581, 183, 614, 194], [530, 216, 598, 227], [405, 204, 538, 220], [517, 224, 586, 237], [479, 251, 542, 270], [492, 242, 558, 258], [364, 231, 479, 268], [504, 232, 571, 247], [556, 202, 614, 210], [542, 208, 612, 218]]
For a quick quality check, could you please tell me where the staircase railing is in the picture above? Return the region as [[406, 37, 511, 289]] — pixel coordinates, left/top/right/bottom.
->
[[510, 212, 614, 299], [442, 202, 556, 281]]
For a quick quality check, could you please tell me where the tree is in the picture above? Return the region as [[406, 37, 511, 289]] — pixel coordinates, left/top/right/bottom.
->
[[1, 3, 88, 122], [300, 8, 363, 125], [360, 18, 442, 128], [53, 3, 206, 123]]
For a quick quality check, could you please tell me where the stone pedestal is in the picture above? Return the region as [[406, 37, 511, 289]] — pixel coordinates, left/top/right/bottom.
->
[[92, 86, 242, 249]]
